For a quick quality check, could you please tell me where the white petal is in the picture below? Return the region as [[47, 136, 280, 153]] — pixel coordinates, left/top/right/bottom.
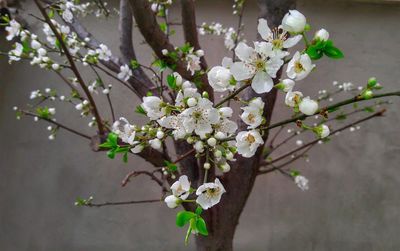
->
[[266, 57, 284, 78], [257, 18, 271, 41], [283, 35, 302, 48], [234, 42, 254, 62], [251, 71, 274, 94], [230, 62, 254, 81]]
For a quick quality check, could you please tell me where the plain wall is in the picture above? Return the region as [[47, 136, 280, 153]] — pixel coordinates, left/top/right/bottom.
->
[[1, 0, 400, 250]]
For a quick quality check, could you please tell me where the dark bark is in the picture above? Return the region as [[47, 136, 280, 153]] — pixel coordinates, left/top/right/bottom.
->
[[195, 1, 296, 250]]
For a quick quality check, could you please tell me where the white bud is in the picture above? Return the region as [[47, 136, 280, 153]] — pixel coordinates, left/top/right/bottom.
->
[[299, 97, 318, 115], [282, 10, 307, 33], [207, 137, 217, 147], [187, 97, 197, 107], [48, 134, 55, 140], [164, 195, 180, 209], [214, 150, 222, 158], [52, 64, 60, 70], [149, 138, 162, 150], [162, 49, 168, 55], [194, 141, 204, 153], [203, 163, 211, 170], [225, 151, 234, 161], [75, 103, 83, 110], [48, 108, 56, 115], [215, 131, 226, 140], [315, 28, 329, 41], [281, 79, 295, 92], [196, 49, 204, 57], [102, 88, 110, 94], [156, 130, 164, 139], [83, 100, 89, 105], [186, 137, 195, 144], [173, 72, 183, 86], [31, 40, 41, 50], [220, 163, 231, 173]]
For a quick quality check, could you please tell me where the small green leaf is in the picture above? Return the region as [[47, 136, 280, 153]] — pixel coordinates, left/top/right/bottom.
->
[[324, 45, 344, 59], [363, 106, 375, 113], [176, 211, 196, 227], [167, 74, 177, 89], [306, 46, 323, 60], [107, 133, 118, 147], [107, 149, 116, 159], [135, 105, 147, 115], [196, 217, 208, 236], [195, 206, 203, 215], [164, 160, 178, 172], [130, 60, 139, 69], [159, 22, 167, 33]]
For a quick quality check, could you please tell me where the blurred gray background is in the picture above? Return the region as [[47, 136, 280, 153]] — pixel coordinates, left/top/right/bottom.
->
[[1, 0, 400, 250]]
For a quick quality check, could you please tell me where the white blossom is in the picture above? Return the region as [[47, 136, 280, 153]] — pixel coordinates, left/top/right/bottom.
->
[[157, 114, 187, 140], [181, 98, 220, 138], [196, 178, 226, 210], [282, 10, 307, 33], [6, 20, 21, 41], [208, 66, 234, 92], [236, 130, 264, 158], [299, 97, 318, 115], [164, 195, 180, 209], [257, 18, 302, 56], [315, 28, 329, 41], [142, 96, 166, 120], [112, 118, 138, 145], [230, 42, 284, 94], [8, 43, 23, 62], [240, 97, 264, 129], [117, 64, 132, 82], [96, 44, 112, 61], [295, 175, 309, 191], [285, 91, 303, 107], [224, 27, 236, 50], [186, 54, 201, 75], [171, 175, 191, 200], [287, 52, 315, 81]]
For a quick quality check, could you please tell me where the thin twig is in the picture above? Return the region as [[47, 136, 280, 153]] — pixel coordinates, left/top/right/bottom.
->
[[85, 199, 161, 207]]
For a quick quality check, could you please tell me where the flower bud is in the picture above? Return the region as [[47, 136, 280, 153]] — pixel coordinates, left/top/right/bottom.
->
[[196, 49, 204, 57], [202, 91, 209, 99], [186, 137, 195, 144], [162, 49, 168, 56], [220, 162, 231, 173], [156, 130, 164, 139], [203, 163, 211, 170], [314, 28, 329, 41], [194, 141, 204, 153], [367, 77, 377, 88], [187, 97, 197, 107], [225, 151, 234, 161], [149, 138, 162, 150], [164, 195, 180, 209], [214, 150, 222, 158], [207, 137, 217, 147], [173, 72, 183, 86], [282, 10, 307, 33], [276, 79, 295, 92], [215, 131, 227, 140], [362, 89, 374, 100], [299, 97, 318, 115], [314, 124, 330, 138]]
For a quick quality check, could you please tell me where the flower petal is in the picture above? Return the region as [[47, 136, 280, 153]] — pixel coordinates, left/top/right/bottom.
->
[[230, 62, 254, 81], [283, 35, 302, 48], [234, 42, 254, 62], [257, 18, 271, 41], [251, 71, 274, 94]]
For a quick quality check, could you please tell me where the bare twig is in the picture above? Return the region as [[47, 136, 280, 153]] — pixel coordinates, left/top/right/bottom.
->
[[85, 199, 161, 207], [122, 170, 164, 188]]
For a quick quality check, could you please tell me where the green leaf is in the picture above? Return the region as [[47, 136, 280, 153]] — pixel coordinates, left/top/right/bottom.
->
[[130, 60, 139, 69], [159, 22, 167, 33], [48, 9, 55, 18], [167, 74, 177, 89], [99, 142, 112, 149], [324, 45, 344, 59], [122, 152, 128, 163], [195, 206, 203, 215], [176, 211, 196, 227], [152, 59, 168, 72], [164, 160, 178, 172], [306, 46, 323, 60], [196, 217, 208, 236], [107, 149, 116, 159], [107, 133, 118, 147], [135, 105, 147, 115]]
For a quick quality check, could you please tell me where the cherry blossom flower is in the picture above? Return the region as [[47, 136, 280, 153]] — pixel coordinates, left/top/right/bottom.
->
[[235, 130, 264, 158], [8, 43, 23, 62], [142, 96, 166, 120], [294, 175, 309, 191], [157, 114, 187, 140], [299, 97, 318, 115], [196, 178, 226, 210], [6, 20, 21, 41], [112, 118, 137, 145], [208, 66, 234, 92], [230, 41, 284, 94], [117, 64, 133, 82], [240, 97, 265, 129], [287, 52, 315, 81], [257, 18, 302, 56], [181, 98, 220, 138], [285, 90, 303, 107], [96, 44, 112, 61], [282, 10, 307, 33]]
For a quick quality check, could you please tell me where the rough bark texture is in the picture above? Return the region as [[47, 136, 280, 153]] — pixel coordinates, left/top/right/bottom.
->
[[195, 0, 296, 250]]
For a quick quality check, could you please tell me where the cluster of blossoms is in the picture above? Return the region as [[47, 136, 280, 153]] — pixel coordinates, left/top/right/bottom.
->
[[198, 22, 239, 51]]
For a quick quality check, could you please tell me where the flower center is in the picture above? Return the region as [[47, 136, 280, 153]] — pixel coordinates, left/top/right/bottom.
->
[[272, 39, 283, 49], [193, 111, 202, 120], [245, 134, 256, 144], [294, 62, 304, 73], [254, 59, 265, 70], [247, 113, 256, 123], [206, 187, 219, 198]]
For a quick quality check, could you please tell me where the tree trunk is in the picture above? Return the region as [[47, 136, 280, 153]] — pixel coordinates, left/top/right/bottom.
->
[[194, 0, 296, 250]]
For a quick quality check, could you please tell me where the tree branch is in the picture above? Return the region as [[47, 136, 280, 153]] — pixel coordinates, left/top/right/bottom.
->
[[258, 109, 387, 174], [84, 199, 161, 207], [180, 0, 213, 100], [34, 0, 105, 135]]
